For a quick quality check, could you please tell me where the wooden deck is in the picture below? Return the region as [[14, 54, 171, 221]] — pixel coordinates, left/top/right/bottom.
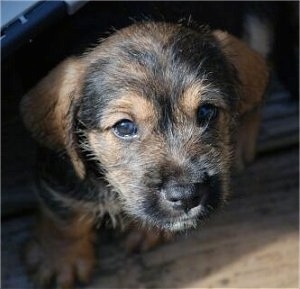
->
[[2, 79, 299, 288]]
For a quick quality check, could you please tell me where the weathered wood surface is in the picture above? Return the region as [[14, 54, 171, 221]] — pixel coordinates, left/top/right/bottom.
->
[[2, 81, 299, 288], [258, 88, 299, 154]]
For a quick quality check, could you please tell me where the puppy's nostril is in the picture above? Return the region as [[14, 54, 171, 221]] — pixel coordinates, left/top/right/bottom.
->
[[191, 196, 201, 206]]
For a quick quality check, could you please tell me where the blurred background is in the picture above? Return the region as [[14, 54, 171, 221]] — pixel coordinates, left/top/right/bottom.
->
[[2, 1, 299, 288]]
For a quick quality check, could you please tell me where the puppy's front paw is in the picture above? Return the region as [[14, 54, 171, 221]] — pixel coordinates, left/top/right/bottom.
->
[[24, 235, 95, 289], [23, 211, 96, 289], [125, 226, 172, 253]]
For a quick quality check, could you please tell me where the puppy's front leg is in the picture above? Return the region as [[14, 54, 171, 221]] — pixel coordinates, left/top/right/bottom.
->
[[24, 206, 96, 289], [235, 108, 262, 171], [125, 223, 172, 253]]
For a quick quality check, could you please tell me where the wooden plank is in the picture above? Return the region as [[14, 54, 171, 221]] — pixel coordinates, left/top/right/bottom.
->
[[260, 115, 299, 139], [257, 88, 299, 152], [261, 100, 298, 121]]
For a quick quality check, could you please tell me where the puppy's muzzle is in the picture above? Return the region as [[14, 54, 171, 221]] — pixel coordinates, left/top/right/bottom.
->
[[162, 183, 209, 213]]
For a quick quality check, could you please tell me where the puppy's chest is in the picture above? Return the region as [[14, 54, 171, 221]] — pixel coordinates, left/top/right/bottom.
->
[[38, 149, 125, 226], [84, 180, 124, 228], [61, 174, 125, 228]]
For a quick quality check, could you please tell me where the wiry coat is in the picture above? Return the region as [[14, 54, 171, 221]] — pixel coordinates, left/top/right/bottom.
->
[[20, 21, 269, 288]]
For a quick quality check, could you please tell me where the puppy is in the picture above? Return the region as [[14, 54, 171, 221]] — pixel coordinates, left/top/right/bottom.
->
[[20, 21, 268, 288]]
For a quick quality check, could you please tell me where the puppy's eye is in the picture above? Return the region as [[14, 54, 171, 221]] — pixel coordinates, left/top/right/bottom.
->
[[113, 119, 138, 138], [197, 104, 218, 125]]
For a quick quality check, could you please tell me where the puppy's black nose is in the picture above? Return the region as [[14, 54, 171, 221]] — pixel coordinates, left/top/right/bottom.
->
[[163, 183, 208, 212]]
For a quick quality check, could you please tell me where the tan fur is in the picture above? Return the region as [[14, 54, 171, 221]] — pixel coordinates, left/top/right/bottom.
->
[[213, 30, 269, 114], [24, 208, 96, 288], [213, 30, 269, 168], [20, 58, 87, 178], [234, 108, 262, 170], [100, 94, 157, 130], [180, 83, 204, 117], [179, 82, 231, 122]]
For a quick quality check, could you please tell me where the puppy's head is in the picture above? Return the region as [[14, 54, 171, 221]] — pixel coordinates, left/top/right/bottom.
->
[[21, 22, 268, 231]]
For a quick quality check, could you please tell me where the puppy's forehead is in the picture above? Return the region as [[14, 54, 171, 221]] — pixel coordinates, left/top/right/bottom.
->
[[79, 22, 237, 128], [99, 82, 209, 128]]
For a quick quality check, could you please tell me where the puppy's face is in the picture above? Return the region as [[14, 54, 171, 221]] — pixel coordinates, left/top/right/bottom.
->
[[78, 23, 239, 231], [21, 22, 268, 232]]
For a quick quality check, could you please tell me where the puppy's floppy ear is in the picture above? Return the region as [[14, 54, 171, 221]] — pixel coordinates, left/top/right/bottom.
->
[[20, 57, 86, 178], [213, 30, 269, 114]]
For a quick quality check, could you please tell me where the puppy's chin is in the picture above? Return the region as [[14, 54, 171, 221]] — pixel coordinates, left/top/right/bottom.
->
[[152, 205, 207, 232], [125, 198, 215, 233]]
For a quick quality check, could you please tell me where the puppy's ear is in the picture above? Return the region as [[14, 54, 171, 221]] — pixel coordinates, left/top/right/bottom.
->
[[213, 31, 269, 169], [213, 30, 269, 114], [20, 57, 86, 178]]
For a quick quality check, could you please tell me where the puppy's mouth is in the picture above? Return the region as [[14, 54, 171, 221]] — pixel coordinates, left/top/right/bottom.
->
[[134, 176, 223, 232], [153, 205, 207, 232]]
